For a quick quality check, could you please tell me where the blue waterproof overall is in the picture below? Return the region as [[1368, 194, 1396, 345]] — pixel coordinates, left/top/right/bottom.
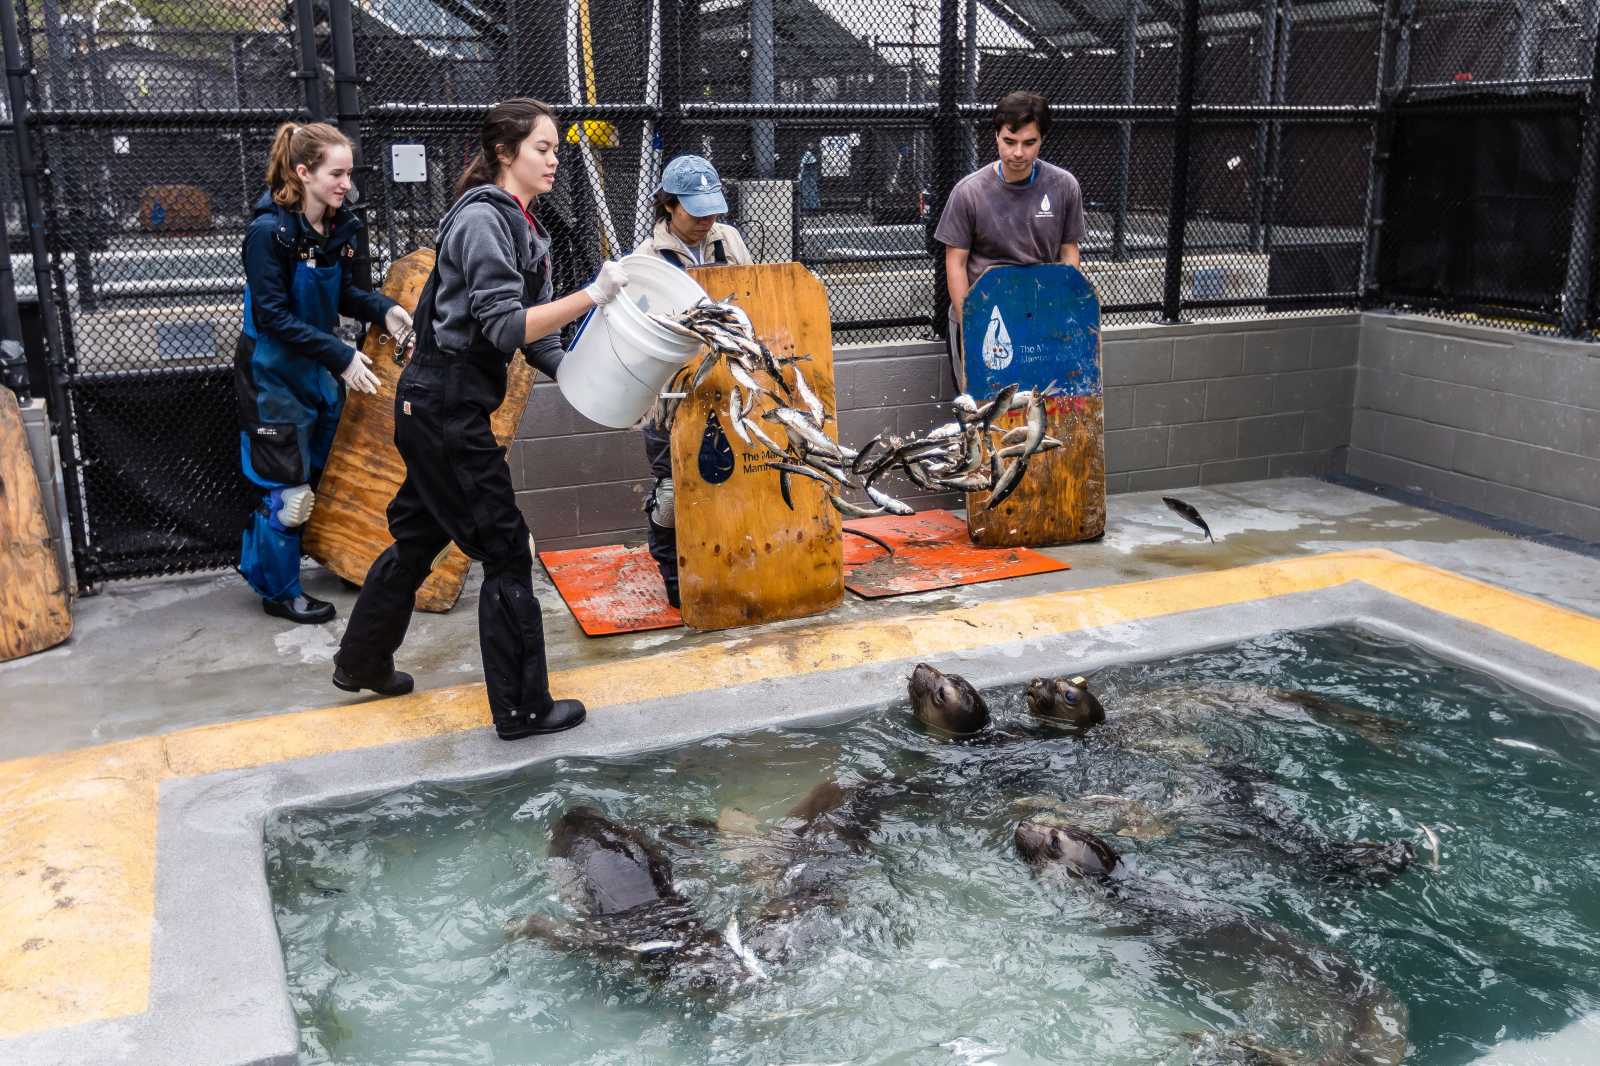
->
[[236, 257, 344, 602]]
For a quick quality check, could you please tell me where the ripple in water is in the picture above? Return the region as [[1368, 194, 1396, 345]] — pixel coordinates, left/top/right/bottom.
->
[[266, 626, 1600, 1065]]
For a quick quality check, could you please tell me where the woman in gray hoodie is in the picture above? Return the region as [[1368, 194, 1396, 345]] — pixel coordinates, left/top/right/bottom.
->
[[334, 98, 627, 741]]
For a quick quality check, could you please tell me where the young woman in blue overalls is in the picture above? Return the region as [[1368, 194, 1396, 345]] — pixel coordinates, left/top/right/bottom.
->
[[236, 121, 410, 625]]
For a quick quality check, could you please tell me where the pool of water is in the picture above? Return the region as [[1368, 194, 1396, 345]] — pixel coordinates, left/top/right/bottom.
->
[[265, 626, 1600, 1065]]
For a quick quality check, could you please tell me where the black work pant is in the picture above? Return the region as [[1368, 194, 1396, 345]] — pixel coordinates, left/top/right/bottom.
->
[[336, 356, 553, 726], [641, 422, 677, 586]]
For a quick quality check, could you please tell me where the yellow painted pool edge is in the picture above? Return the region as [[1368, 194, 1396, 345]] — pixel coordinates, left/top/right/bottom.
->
[[4, 547, 1598, 1041]]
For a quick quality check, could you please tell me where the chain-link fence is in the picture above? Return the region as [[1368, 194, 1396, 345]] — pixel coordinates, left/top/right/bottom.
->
[[3, 0, 1599, 588]]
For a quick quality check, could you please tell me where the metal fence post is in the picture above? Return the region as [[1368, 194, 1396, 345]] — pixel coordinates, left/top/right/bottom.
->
[[931, 0, 962, 335], [293, 0, 324, 120], [1113, 5, 1136, 262], [751, 0, 775, 178], [1360, 0, 1406, 303], [1249, 0, 1278, 250], [1, 0, 91, 587], [1559, 5, 1600, 337], [327, 0, 371, 290], [1161, 0, 1201, 322], [0, 157, 21, 345], [658, 0, 683, 153], [1261, 0, 1292, 259]]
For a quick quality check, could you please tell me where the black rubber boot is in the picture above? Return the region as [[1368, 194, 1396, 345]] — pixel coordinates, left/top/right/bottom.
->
[[264, 593, 336, 625], [332, 665, 415, 697], [496, 699, 587, 741]]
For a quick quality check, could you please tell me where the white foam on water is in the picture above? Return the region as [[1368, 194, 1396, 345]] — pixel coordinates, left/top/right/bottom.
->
[[1468, 1012, 1600, 1065]]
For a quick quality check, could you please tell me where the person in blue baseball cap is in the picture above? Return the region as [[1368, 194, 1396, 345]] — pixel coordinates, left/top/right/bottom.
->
[[633, 154, 753, 607], [635, 154, 752, 270]]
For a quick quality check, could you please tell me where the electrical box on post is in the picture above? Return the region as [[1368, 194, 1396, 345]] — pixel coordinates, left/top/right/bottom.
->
[[390, 144, 427, 184]]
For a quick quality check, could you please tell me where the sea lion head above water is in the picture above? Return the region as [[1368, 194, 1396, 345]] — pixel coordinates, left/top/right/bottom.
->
[[1026, 674, 1106, 731], [908, 663, 990, 738], [1013, 818, 1122, 880]]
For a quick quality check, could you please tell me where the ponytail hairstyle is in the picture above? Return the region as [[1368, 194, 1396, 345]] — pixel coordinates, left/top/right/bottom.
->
[[265, 121, 353, 208], [453, 97, 559, 202]]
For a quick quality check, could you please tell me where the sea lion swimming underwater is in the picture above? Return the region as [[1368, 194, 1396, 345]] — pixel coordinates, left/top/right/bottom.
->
[[1013, 818, 1411, 1066], [656, 776, 899, 967], [510, 807, 767, 992], [1021, 673, 1416, 885]]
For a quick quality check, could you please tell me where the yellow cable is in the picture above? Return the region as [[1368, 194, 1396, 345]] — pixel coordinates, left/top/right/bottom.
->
[[578, 0, 610, 256]]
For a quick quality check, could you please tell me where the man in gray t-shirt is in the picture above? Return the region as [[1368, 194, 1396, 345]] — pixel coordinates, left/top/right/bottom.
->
[[934, 90, 1087, 389]]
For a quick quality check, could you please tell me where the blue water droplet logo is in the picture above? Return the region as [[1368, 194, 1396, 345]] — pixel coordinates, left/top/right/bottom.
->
[[698, 406, 735, 484]]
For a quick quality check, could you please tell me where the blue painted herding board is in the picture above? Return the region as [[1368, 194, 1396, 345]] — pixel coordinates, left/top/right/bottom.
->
[[961, 264, 1100, 399]]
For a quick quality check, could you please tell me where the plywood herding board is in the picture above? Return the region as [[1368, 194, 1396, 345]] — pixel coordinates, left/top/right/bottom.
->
[[303, 249, 538, 612], [0, 385, 71, 661], [671, 263, 844, 631]]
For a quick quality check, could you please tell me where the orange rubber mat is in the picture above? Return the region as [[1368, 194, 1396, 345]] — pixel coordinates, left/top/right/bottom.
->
[[842, 509, 1069, 598], [538, 544, 682, 636], [542, 510, 1071, 635]]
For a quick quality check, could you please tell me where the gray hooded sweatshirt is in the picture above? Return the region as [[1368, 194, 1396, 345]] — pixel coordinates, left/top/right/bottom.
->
[[429, 184, 563, 376]]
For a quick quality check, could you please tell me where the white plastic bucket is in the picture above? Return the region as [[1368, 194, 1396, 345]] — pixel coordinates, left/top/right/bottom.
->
[[556, 253, 708, 428]]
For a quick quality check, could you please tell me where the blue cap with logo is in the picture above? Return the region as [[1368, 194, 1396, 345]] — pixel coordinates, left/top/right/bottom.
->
[[659, 155, 728, 218]]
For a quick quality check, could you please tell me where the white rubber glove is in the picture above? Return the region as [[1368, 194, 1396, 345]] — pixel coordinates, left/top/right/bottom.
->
[[584, 261, 630, 307], [341, 350, 381, 394], [384, 304, 415, 359]]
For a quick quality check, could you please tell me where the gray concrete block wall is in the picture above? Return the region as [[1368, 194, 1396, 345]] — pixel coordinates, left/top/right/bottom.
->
[[1349, 314, 1600, 542], [1101, 316, 1360, 495], [513, 316, 1363, 552]]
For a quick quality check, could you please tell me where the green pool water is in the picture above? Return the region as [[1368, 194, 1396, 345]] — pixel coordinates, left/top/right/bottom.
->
[[265, 626, 1600, 1065]]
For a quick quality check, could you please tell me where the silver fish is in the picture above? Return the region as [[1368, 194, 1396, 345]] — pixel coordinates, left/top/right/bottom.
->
[[728, 386, 750, 444], [767, 461, 832, 486], [645, 313, 707, 342], [940, 472, 991, 492], [728, 361, 768, 398], [851, 434, 884, 476], [830, 494, 885, 518], [690, 347, 724, 392], [792, 364, 826, 426], [1416, 823, 1441, 870], [983, 456, 1028, 510], [978, 383, 1018, 433], [767, 407, 850, 460], [865, 485, 914, 516], [723, 917, 768, 981], [802, 453, 855, 486], [742, 417, 789, 457]]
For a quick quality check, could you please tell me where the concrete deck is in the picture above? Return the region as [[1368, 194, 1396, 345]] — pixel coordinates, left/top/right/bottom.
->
[[3, 478, 1600, 1064]]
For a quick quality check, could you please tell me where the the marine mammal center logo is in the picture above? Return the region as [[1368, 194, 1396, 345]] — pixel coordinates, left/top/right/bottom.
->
[[1036, 193, 1053, 218], [982, 306, 1014, 370]]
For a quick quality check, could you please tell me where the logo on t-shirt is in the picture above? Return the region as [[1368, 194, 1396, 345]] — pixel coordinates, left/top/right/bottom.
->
[[982, 306, 1014, 370], [1036, 193, 1053, 219]]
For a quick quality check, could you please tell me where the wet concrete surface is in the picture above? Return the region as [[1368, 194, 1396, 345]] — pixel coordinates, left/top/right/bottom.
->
[[4, 477, 1596, 761]]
